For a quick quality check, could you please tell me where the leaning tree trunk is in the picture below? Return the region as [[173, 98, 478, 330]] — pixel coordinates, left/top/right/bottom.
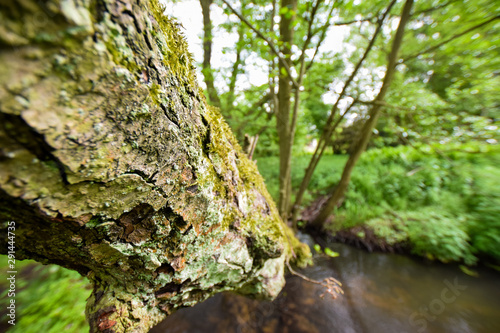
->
[[0, 1, 310, 332], [311, 0, 414, 228]]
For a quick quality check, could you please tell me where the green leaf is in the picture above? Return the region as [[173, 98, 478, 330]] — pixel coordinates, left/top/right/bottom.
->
[[459, 265, 479, 277], [313, 244, 322, 253], [324, 247, 340, 257]]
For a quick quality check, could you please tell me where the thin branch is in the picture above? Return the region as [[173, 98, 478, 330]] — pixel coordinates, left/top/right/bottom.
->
[[300, 0, 322, 64], [225, 21, 245, 112], [286, 260, 343, 299], [333, 15, 376, 26], [246, 92, 272, 118], [305, 3, 336, 72], [234, 92, 272, 137], [322, 98, 358, 143], [403, 15, 500, 62], [289, 0, 322, 159], [354, 98, 418, 112], [291, 0, 398, 224], [248, 134, 258, 160], [413, 0, 459, 16], [269, 0, 278, 117], [220, 0, 300, 89]]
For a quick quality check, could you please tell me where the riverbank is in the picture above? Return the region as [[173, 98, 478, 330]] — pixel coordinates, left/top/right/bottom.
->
[[300, 196, 500, 268], [257, 143, 500, 266]]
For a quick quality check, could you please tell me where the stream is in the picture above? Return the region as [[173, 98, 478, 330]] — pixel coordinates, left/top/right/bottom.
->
[[151, 237, 500, 333]]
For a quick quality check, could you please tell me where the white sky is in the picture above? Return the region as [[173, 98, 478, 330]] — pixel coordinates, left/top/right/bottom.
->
[[160, 0, 349, 92]]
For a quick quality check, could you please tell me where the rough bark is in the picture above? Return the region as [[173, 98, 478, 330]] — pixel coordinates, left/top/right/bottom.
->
[[312, 0, 415, 228], [0, 1, 310, 332]]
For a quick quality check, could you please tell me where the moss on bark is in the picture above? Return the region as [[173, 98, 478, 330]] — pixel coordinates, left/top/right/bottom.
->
[[0, 0, 310, 332]]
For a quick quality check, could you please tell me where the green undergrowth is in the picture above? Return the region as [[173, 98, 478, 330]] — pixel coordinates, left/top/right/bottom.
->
[[344, 143, 499, 265], [257, 143, 500, 265], [0, 259, 90, 332], [255, 154, 348, 206]]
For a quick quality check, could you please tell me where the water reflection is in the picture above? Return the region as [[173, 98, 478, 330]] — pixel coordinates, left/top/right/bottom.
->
[[151, 243, 500, 333]]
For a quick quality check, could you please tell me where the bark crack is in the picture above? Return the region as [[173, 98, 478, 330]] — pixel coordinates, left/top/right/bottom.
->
[[0, 112, 69, 185], [159, 103, 181, 129]]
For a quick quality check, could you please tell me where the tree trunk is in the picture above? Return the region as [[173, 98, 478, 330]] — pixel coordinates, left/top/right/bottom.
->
[[311, 0, 415, 228], [0, 1, 310, 332], [277, 0, 297, 220], [200, 0, 222, 109], [291, 0, 398, 227]]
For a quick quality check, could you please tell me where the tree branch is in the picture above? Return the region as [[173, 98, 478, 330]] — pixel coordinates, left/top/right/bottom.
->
[[305, 3, 336, 72], [312, 0, 415, 227], [403, 15, 500, 62], [413, 0, 459, 16], [333, 15, 377, 26], [289, 0, 322, 169], [220, 0, 300, 89], [225, 16, 246, 113], [354, 98, 417, 112], [200, 0, 222, 108], [291, 0, 398, 225]]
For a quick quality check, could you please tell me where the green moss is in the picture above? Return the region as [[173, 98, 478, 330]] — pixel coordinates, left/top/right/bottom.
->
[[199, 106, 311, 267], [149, 0, 197, 88], [0, 1, 312, 329]]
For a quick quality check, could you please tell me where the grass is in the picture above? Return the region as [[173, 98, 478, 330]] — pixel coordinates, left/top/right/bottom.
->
[[0, 259, 90, 332]]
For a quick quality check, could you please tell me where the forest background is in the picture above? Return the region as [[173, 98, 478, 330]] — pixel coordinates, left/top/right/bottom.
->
[[188, 0, 499, 265], [1, 0, 499, 331]]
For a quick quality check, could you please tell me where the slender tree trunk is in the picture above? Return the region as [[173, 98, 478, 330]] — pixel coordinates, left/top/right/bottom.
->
[[200, 0, 222, 109], [291, 0, 398, 226], [225, 19, 245, 114], [277, 0, 297, 220], [0, 1, 310, 332], [312, 0, 415, 228], [269, 0, 278, 126]]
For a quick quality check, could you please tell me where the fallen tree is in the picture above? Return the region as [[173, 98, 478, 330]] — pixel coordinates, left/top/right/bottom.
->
[[0, 0, 310, 332]]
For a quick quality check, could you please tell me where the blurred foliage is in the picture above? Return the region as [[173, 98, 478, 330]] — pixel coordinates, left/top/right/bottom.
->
[[466, 162, 500, 262], [0, 260, 90, 332], [256, 154, 347, 205], [0, 0, 497, 329], [211, 0, 499, 161], [343, 143, 500, 264], [332, 0, 499, 152], [258, 143, 500, 264]]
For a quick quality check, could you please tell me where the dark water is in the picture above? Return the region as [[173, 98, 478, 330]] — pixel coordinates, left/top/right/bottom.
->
[[151, 238, 500, 333]]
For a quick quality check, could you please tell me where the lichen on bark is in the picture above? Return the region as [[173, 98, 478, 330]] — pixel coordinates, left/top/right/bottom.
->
[[0, 0, 310, 332]]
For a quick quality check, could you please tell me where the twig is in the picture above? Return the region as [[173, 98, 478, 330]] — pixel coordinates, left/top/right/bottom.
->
[[413, 0, 459, 16], [403, 15, 500, 62], [220, 0, 300, 89], [333, 15, 377, 26], [286, 260, 344, 299], [305, 3, 336, 72]]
